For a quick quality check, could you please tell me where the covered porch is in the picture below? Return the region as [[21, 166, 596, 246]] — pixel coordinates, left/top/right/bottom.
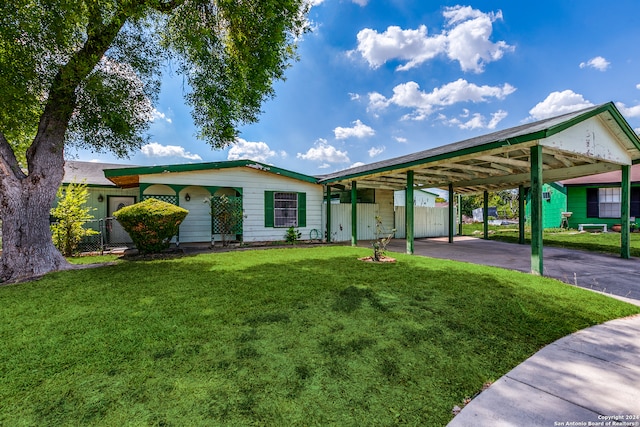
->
[[319, 102, 640, 276]]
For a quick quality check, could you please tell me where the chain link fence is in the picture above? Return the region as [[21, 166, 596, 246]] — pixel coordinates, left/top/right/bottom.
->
[[51, 217, 134, 254]]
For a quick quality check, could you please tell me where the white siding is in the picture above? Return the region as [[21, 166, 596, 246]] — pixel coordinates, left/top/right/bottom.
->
[[394, 206, 453, 238], [139, 167, 323, 242], [178, 186, 213, 243]]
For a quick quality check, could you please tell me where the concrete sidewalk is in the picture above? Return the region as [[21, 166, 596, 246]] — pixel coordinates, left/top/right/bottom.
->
[[377, 237, 640, 426], [448, 315, 640, 426]]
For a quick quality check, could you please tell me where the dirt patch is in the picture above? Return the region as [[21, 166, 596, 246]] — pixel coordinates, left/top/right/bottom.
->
[[358, 256, 397, 263]]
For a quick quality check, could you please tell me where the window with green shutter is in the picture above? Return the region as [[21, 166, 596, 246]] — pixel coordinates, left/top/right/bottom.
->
[[264, 191, 306, 228]]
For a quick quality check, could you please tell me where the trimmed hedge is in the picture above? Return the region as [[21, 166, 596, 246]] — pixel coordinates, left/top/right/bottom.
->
[[114, 198, 188, 254]]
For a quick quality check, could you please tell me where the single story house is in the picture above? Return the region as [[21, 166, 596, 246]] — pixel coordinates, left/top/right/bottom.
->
[[559, 164, 640, 230]]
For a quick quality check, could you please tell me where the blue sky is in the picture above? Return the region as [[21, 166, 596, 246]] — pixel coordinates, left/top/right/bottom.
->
[[70, 0, 640, 176]]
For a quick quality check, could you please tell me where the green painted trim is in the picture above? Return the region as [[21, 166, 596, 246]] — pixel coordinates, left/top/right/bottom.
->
[[448, 184, 454, 243], [406, 171, 414, 255], [104, 160, 318, 184], [483, 191, 489, 240], [351, 181, 357, 246], [325, 186, 332, 243], [457, 194, 463, 236], [518, 185, 525, 244], [264, 191, 274, 227], [298, 192, 307, 228], [530, 146, 544, 275], [621, 165, 631, 259]]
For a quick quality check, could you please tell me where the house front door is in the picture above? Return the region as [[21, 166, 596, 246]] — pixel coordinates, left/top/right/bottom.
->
[[108, 196, 135, 245]]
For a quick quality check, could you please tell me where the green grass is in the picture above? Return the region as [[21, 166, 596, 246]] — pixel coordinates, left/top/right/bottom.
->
[[1, 246, 638, 426], [461, 223, 640, 257]]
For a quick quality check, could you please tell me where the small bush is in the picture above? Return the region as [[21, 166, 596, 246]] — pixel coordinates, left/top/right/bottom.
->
[[50, 181, 98, 256], [113, 198, 188, 254], [284, 226, 301, 244]]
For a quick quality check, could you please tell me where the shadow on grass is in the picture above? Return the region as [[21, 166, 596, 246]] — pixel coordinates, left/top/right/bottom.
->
[[1, 247, 638, 426]]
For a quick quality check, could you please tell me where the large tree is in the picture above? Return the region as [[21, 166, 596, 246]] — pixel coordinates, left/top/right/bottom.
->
[[0, 0, 308, 282]]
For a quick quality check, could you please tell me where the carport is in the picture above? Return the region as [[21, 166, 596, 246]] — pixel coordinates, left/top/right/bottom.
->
[[319, 102, 640, 275]]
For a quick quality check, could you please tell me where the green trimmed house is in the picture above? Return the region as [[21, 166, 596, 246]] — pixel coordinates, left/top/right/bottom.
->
[[560, 164, 640, 230], [101, 161, 323, 245]]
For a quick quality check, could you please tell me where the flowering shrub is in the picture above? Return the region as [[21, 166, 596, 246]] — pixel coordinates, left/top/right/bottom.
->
[[113, 198, 188, 254]]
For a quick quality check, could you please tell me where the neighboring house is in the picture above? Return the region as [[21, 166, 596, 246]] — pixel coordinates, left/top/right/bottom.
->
[[559, 164, 640, 229], [394, 189, 438, 207], [524, 182, 568, 228]]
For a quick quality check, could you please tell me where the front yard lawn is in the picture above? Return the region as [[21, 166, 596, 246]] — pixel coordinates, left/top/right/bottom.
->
[[1, 246, 638, 426]]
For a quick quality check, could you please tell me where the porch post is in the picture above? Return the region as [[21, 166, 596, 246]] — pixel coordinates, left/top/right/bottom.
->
[[325, 185, 332, 243], [351, 181, 358, 247], [406, 170, 414, 254], [457, 194, 463, 236], [621, 164, 631, 259], [518, 184, 525, 244], [530, 145, 544, 275], [448, 183, 454, 243], [483, 190, 489, 240]]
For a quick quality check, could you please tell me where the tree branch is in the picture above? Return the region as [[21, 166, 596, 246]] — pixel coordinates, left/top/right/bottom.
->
[[27, 8, 131, 175], [0, 131, 26, 182], [150, 0, 184, 13]]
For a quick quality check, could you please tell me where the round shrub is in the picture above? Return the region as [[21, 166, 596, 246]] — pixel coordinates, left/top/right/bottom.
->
[[113, 198, 189, 254]]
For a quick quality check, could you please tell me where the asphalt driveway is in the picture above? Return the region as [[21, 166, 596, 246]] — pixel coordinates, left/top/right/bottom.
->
[[382, 236, 640, 306]]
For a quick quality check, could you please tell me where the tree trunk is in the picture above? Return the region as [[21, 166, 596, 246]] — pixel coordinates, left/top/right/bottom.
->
[[1, 176, 71, 283]]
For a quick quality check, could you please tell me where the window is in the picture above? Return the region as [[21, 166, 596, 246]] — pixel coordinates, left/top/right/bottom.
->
[[274, 192, 298, 227], [598, 188, 621, 218], [542, 191, 551, 201], [586, 187, 640, 219], [264, 191, 306, 228]]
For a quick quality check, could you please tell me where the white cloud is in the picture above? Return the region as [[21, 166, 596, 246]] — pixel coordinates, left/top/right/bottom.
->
[[394, 136, 408, 143], [616, 102, 640, 118], [368, 146, 385, 157], [529, 90, 594, 120], [579, 56, 610, 71], [227, 138, 280, 163], [318, 163, 332, 169], [354, 6, 513, 73], [636, 83, 640, 90], [487, 110, 508, 129], [297, 139, 350, 163], [369, 78, 515, 120], [141, 142, 202, 161], [352, 0, 368, 5], [349, 162, 366, 168], [349, 92, 361, 101], [150, 108, 172, 124], [334, 119, 376, 139]]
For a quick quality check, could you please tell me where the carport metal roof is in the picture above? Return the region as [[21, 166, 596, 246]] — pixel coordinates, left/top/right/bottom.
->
[[318, 102, 640, 193]]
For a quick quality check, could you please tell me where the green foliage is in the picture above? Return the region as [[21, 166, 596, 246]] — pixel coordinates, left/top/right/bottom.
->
[[113, 198, 188, 254], [209, 195, 243, 247], [0, 247, 637, 426], [460, 189, 520, 219], [284, 226, 302, 244], [0, 0, 309, 155], [50, 182, 98, 256]]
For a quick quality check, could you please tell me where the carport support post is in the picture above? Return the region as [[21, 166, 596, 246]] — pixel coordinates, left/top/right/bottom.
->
[[448, 183, 454, 243], [325, 185, 332, 243], [518, 185, 525, 245], [351, 181, 358, 246], [483, 191, 489, 239], [457, 194, 463, 236], [530, 145, 543, 275], [621, 165, 631, 259], [406, 170, 414, 254]]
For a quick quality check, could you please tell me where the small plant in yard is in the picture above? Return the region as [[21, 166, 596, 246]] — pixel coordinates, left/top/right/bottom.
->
[[113, 198, 188, 254], [285, 226, 302, 244], [50, 181, 98, 256], [371, 215, 395, 261]]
